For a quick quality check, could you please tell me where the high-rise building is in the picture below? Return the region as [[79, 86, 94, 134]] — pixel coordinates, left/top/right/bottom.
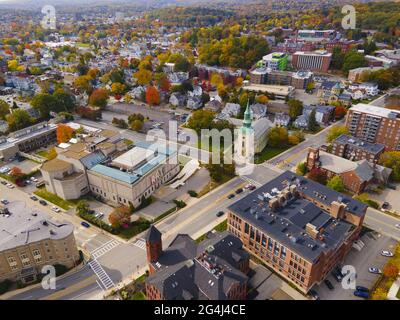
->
[[227, 171, 367, 293], [345, 104, 400, 151]]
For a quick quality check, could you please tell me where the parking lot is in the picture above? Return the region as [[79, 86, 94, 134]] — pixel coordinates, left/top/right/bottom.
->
[[313, 231, 397, 300], [369, 183, 400, 213]]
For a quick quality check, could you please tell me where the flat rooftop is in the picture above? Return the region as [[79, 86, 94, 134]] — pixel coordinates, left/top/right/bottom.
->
[[350, 103, 400, 119], [111, 146, 156, 170], [0, 205, 74, 251], [244, 84, 294, 95], [228, 171, 366, 262], [334, 134, 385, 154]]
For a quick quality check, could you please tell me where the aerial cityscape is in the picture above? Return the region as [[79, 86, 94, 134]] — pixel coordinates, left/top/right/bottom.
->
[[0, 0, 399, 306]]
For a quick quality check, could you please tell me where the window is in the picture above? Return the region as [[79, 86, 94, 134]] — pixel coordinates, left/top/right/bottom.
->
[[32, 249, 42, 260], [244, 223, 249, 235], [20, 253, 31, 267], [7, 256, 17, 270]]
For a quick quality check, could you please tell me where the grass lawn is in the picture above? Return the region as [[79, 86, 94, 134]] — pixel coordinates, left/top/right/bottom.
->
[[254, 146, 290, 164], [132, 291, 146, 300], [197, 174, 234, 198], [397, 288, 400, 299], [124, 139, 133, 146], [34, 188, 74, 210], [117, 218, 151, 240]]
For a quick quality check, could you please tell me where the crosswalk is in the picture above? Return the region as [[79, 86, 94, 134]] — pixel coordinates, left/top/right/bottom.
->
[[88, 259, 115, 290], [133, 239, 146, 250], [90, 239, 120, 260]]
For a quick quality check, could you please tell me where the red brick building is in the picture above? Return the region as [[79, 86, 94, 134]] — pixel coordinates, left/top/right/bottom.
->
[[292, 51, 332, 73], [227, 171, 367, 294]]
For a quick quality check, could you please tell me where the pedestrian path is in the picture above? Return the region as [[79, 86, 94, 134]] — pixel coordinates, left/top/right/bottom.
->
[[133, 239, 146, 250], [88, 259, 115, 290]]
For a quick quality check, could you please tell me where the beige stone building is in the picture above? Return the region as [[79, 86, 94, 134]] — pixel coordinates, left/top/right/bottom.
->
[[0, 206, 79, 284]]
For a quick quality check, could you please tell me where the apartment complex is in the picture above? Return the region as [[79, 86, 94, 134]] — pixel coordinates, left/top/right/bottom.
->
[[0, 122, 57, 161], [332, 134, 385, 163], [227, 171, 367, 293], [0, 206, 79, 284], [41, 124, 180, 206], [144, 226, 249, 300], [345, 103, 400, 151], [292, 51, 332, 73]]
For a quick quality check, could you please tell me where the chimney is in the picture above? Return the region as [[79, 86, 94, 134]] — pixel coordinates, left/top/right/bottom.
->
[[305, 223, 319, 239], [269, 198, 280, 211], [330, 201, 346, 219]]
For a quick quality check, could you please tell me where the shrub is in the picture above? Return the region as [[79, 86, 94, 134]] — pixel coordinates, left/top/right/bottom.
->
[[188, 190, 198, 197], [173, 199, 187, 208]]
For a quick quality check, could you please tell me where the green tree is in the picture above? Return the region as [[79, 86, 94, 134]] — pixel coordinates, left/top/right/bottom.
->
[[6, 109, 33, 132], [0, 100, 10, 120], [296, 162, 307, 176], [31, 93, 59, 118], [326, 125, 349, 143], [267, 126, 289, 148], [342, 50, 367, 74], [187, 110, 215, 134], [330, 46, 345, 70], [307, 109, 318, 132], [379, 151, 400, 182], [288, 99, 303, 119], [76, 200, 90, 215], [130, 119, 143, 132], [327, 175, 345, 192]]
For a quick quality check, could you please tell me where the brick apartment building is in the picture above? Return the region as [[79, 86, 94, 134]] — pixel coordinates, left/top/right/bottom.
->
[[144, 226, 250, 300], [292, 51, 332, 73], [306, 147, 391, 194], [331, 134, 385, 163], [250, 68, 313, 90], [345, 103, 400, 151], [226, 171, 367, 294]]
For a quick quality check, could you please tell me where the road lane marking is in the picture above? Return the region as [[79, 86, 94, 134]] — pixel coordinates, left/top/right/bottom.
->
[[39, 275, 97, 300]]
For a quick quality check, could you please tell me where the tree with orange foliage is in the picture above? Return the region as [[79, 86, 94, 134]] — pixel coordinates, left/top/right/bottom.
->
[[57, 124, 75, 144], [89, 88, 109, 109], [334, 105, 347, 119], [10, 166, 22, 177], [383, 263, 399, 279], [108, 206, 131, 229], [145, 86, 161, 105]]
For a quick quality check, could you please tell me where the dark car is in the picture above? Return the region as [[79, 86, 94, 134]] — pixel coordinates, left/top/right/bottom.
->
[[39, 200, 47, 206], [356, 286, 369, 293], [248, 185, 257, 191], [30, 195, 38, 201], [81, 221, 90, 228], [235, 188, 243, 194], [309, 289, 320, 300], [388, 184, 397, 190], [1, 180, 7, 185], [216, 211, 225, 217], [324, 279, 334, 290], [382, 202, 390, 209], [227, 194, 235, 199], [353, 290, 369, 299], [331, 268, 343, 282]]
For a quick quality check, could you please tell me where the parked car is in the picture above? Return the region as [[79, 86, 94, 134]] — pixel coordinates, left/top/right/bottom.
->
[[52, 206, 61, 213], [381, 250, 394, 257], [30, 195, 38, 201], [368, 267, 382, 274], [1, 199, 9, 205], [388, 184, 396, 190], [395, 224, 400, 229], [6, 183, 14, 189], [39, 200, 47, 206], [235, 188, 243, 194], [331, 268, 343, 282], [356, 286, 369, 293], [1, 180, 7, 185], [227, 194, 235, 199], [94, 212, 104, 219], [324, 279, 334, 290], [81, 221, 90, 228], [353, 290, 369, 299], [381, 202, 390, 209], [309, 289, 320, 300], [30, 177, 38, 182], [248, 185, 257, 191], [216, 211, 225, 217]]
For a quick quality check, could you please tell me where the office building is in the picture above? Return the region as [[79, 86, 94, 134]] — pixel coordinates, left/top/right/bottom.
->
[[292, 51, 332, 73], [261, 52, 288, 71], [227, 171, 367, 293]]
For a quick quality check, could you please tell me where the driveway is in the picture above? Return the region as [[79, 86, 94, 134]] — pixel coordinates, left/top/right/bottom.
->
[[368, 183, 400, 214], [312, 232, 397, 300]]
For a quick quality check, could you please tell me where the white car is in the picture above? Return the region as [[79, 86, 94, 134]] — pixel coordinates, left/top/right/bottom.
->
[[6, 183, 14, 189], [381, 250, 394, 257], [368, 267, 382, 274], [395, 224, 400, 229], [30, 177, 38, 182], [95, 212, 104, 219], [52, 206, 61, 213]]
